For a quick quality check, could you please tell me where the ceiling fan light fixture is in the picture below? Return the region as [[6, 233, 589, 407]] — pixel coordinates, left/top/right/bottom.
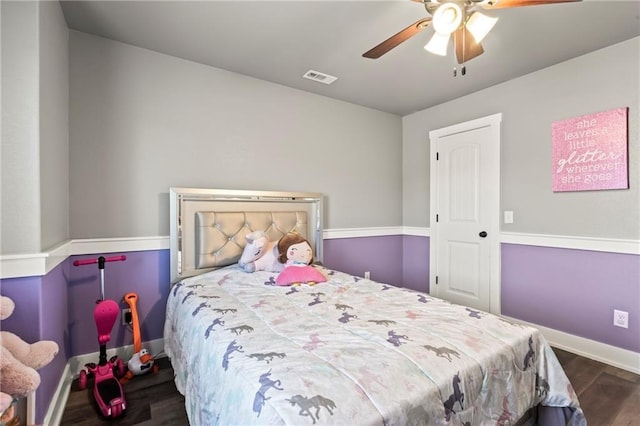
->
[[466, 11, 498, 43], [432, 2, 463, 35], [424, 32, 450, 56]]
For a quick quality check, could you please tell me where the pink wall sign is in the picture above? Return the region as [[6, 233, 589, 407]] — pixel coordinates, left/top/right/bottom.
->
[[552, 107, 628, 192]]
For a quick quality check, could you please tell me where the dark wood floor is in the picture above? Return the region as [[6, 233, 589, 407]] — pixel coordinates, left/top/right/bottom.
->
[[552, 348, 640, 426], [61, 349, 639, 425], [60, 357, 188, 426]]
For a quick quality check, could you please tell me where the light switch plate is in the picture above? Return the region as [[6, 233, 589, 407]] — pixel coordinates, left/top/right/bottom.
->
[[504, 211, 514, 224]]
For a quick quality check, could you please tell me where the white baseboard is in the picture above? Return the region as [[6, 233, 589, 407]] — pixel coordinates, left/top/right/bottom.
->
[[68, 338, 166, 377], [44, 338, 166, 426], [42, 363, 72, 426], [503, 316, 640, 375]]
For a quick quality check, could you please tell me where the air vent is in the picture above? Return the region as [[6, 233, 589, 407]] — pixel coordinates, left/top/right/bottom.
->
[[302, 70, 338, 85]]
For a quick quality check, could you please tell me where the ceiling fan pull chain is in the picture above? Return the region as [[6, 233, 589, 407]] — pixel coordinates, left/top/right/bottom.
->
[[453, 65, 467, 77], [458, 25, 467, 77]]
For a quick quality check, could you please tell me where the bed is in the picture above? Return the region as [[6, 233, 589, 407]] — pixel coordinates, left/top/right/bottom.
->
[[164, 187, 585, 425]]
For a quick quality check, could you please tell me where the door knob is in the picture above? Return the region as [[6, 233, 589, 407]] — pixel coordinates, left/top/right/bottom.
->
[[479, 231, 488, 238]]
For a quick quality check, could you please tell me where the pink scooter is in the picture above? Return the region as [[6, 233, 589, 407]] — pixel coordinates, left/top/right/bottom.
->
[[73, 255, 127, 418]]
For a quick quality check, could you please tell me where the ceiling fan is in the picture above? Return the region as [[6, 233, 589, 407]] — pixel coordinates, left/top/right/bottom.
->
[[363, 0, 581, 65]]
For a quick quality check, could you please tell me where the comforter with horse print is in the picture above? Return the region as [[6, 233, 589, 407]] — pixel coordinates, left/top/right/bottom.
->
[[164, 266, 585, 425]]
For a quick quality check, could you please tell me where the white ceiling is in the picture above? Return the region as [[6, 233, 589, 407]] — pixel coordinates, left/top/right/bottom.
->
[[60, 0, 640, 116]]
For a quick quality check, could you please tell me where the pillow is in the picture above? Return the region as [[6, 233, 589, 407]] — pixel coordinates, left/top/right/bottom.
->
[[276, 265, 327, 286]]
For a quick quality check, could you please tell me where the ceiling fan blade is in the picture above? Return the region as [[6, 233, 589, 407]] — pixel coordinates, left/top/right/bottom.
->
[[482, 0, 581, 10], [363, 18, 431, 59], [454, 26, 484, 64]]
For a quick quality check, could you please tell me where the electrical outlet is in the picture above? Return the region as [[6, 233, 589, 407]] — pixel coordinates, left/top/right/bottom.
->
[[364, 271, 371, 279], [122, 308, 132, 326], [613, 309, 628, 328]]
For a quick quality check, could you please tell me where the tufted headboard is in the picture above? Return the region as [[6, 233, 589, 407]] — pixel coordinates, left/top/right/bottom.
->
[[169, 188, 323, 283]]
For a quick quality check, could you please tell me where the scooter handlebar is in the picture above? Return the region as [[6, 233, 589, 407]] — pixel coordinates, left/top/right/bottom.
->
[[73, 255, 127, 266]]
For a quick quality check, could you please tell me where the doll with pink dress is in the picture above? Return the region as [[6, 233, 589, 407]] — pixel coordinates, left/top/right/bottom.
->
[[275, 233, 327, 286]]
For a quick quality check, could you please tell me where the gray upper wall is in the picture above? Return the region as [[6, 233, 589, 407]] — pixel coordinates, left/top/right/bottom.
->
[[68, 31, 402, 239], [39, 0, 70, 251], [403, 37, 639, 240], [1, 1, 41, 254], [1, 1, 69, 255]]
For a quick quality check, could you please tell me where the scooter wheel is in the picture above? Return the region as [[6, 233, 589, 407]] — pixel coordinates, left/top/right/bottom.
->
[[78, 370, 87, 390]]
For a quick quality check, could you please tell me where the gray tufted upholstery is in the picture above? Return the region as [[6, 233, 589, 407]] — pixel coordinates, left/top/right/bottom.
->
[[194, 211, 308, 269]]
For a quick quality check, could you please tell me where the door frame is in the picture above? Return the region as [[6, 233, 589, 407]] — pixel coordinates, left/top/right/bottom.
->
[[429, 113, 502, 315]]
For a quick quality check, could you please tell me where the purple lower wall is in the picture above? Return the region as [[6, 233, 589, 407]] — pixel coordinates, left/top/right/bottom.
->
[[38, 261, 70, 421], [1, 269, 67, 425], [402, 235, 430, 293], [501, 243, 640, 353], [322, 235, 429, 292], [68, 250, 171, 355], [323, 235, 403, 287], [1, 276, 43, 343]]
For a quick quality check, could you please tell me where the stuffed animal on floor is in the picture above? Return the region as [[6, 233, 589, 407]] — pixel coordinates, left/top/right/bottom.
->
[[238, 230, 285, 273], [0, 392, 15, 424], [0, 294, 59, 421], [275, 232, 327, 286]]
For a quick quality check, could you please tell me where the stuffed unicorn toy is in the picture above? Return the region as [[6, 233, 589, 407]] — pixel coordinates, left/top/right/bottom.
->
[[238, 231, 285, 273]]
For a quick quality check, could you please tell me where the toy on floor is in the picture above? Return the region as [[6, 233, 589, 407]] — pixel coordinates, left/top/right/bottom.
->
[[73, 255, 127, 418], [119, 292, 158, 384], [0, 294, 59, 424], [0, 391, 17, 426]]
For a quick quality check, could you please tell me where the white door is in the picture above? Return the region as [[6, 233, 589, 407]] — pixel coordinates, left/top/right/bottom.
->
[[429, 114, 501, 314]]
